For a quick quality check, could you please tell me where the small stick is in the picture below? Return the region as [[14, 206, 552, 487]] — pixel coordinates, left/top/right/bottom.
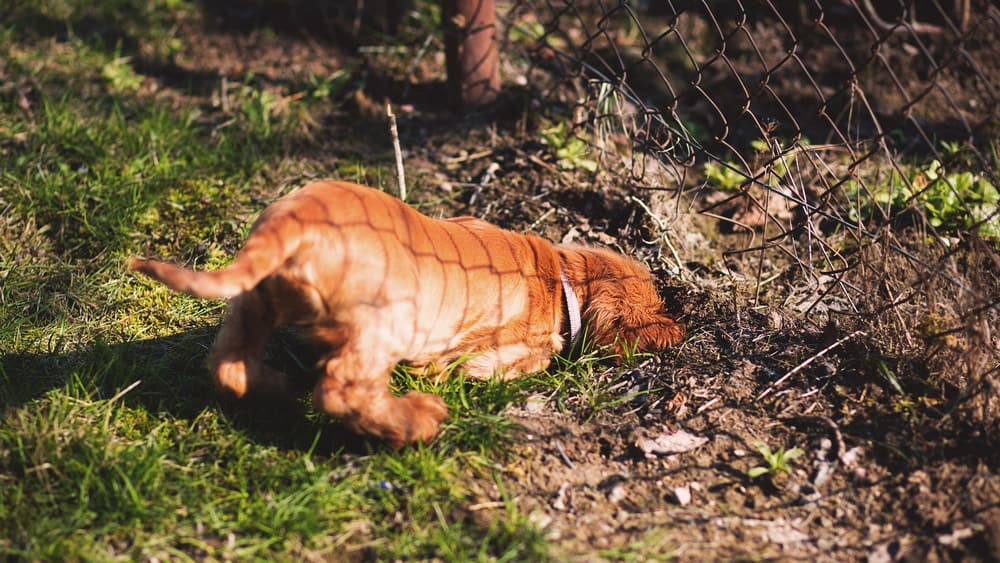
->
[[696, 397, 719, 414], [629, 195, 685, 277], [443, 149, 494, 165], [402, 34, 435, 98], [528, 208, 555, 231], [554, 440, 575, 469], [527, 154, 559, 174], [757, 330, 865, 401], [469, 162, 500, 206], [468, 500, 508, 511], [387, 102, 406, 201], [109, 380, 142, 403], [220, 75, 229, 113]]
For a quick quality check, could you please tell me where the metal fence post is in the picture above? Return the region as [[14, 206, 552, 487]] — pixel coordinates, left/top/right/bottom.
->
[[444, 0, 500, 109]]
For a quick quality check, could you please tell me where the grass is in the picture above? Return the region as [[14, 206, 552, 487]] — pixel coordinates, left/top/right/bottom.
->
[[0, 327, 551, 560], [0, 9, 560, 559], [0, 5, 656, 557], [0, 369, 545, 559]]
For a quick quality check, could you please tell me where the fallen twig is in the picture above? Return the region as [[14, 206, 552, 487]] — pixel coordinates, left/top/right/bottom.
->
[[108, 380, 142, 403], [443, 149, 495, 165], [757, 330, 866, 401], [469, 162, 501, 205], [696, 397, 720, 414], [468, 500, 508, 511], [528, 208, 555, 231], [554, 440, 575, 469], [629, 195, 685, 277], [527, 154, 559, 174], [402, 34, 435, 98]]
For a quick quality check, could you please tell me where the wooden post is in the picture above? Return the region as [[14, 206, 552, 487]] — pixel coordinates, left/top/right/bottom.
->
[[444, 0, 500, 109]]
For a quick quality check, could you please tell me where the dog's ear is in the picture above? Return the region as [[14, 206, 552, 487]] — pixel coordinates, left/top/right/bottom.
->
[[624, 312, 685, 353], [585, 300, 685, 354], [562, 245, 685, 355]]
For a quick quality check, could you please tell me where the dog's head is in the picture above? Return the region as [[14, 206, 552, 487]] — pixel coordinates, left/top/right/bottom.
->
[[560, 246, 685, 355]]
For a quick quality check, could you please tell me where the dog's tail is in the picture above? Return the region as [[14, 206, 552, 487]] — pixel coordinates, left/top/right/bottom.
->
[[128, 220, 301, 299]]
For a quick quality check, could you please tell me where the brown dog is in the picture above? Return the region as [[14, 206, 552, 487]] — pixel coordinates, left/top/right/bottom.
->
[[129, 181, 684, 447]]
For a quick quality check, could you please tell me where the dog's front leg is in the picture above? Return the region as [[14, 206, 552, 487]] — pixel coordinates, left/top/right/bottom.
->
[[312, 346, 448, 448]]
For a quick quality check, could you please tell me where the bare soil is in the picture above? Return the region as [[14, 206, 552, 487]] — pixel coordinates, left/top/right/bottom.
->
[[123, 5, 999, 560]]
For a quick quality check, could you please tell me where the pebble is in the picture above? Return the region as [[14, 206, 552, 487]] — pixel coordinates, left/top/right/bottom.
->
[[607, 484, 627, 504], [674, 484, 693, 506]]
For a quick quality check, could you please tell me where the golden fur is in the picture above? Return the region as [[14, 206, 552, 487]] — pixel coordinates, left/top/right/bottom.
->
[[129, 181, 684, 447]]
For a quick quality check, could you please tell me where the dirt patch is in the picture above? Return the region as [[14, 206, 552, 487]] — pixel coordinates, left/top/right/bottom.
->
[[477, 297, 999, 560]]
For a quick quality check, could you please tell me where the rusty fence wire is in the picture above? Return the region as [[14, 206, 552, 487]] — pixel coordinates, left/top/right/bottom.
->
[[495, 0, 999, 414], [498, 1, 998, 299]]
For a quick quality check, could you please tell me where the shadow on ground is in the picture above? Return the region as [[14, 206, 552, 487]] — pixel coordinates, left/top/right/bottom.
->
[[0, 329, 371, 456]]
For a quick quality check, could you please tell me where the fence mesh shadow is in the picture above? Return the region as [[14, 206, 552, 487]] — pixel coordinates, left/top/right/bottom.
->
[[498, 0, 999, 420]]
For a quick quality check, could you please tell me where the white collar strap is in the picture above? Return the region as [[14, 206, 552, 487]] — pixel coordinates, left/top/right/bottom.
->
[[560, 269, 582, 356]]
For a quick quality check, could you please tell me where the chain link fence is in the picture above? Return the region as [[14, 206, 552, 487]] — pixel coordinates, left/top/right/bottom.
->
[[495, 0, 999, 417]]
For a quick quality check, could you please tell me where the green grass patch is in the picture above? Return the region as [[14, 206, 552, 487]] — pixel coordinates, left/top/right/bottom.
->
[[0, 336, 552, 559], [4, 0, 191, 54], [0, 3, 676, 558], [0, 15, 551, 558], [0, 28, 307, 347], [528, 332, 666, 424]]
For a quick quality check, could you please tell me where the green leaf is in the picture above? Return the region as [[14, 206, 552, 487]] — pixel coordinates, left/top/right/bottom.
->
[[753, 440, 773, 457], [784, 448, 805, 461]]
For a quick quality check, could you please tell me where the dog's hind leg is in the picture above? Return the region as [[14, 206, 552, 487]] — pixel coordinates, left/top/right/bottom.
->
[[312, 344, 448, 448], [208, 290, 288, 398]]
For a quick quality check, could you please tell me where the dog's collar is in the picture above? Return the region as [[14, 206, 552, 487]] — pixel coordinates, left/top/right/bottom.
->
[[560, 269, 582, 357]]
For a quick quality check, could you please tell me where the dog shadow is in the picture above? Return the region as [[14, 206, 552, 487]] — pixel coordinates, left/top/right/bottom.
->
[[0, 328, 370, 456]]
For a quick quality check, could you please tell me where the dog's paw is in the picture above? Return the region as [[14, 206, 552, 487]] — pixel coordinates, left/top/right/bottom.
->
[[374, 391, 448, 448], [398, 391, 449, 444], [214, 359, 249, 399]]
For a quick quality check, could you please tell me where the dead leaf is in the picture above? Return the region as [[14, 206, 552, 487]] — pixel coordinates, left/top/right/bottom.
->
[[635, 428, 708, 456]]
